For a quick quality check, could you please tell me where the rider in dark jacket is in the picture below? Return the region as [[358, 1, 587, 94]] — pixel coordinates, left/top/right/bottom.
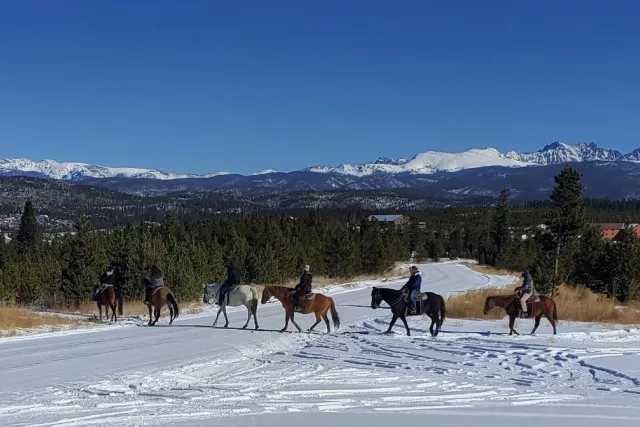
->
[[144, 265, 165, 305], [218, 264, 242, 305], [292, 265, 313, 310], [93, 266, 116, 301], [400, 266, 422, 314]]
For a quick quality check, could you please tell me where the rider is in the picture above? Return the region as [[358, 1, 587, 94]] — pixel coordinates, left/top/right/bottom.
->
[[217, 263, 242, 305], [144, 265, 165, 305], [515, 270, 534, 318], [292, 264, 313, 311], [93, 265, 116, 301], [400, 265, 422, 314]]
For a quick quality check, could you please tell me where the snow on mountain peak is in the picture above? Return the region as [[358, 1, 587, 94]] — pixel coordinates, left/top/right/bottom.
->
[[2, 142, 640, 182]]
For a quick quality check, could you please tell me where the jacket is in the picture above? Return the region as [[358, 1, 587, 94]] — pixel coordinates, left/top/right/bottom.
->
[[294, 272, 313, 295], [99, 271, 116, 286], [403, 272, 422, 292], [148, 266, 164, 288], [521, 272, 534, 293], [224, 267, 242, 286]]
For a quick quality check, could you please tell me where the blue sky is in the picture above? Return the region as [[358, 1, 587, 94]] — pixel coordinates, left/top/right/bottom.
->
[[1, 0, 639, 175]]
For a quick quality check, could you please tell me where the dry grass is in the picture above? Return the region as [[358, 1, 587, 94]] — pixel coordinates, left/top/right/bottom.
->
[[0, 306, 85, 336], [68, 300, 204, 317], [468, 264, 522, 279], [446, 283, 640, 325]]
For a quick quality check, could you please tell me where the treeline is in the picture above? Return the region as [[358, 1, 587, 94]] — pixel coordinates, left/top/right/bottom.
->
[[0, 205, 409, 306], [476, 165, 640, 301], [3, 164, 640, 307]]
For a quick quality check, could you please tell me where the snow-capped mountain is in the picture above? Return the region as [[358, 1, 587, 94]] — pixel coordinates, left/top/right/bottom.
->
[[305, 142, 639, 177], [1, 142, 639, 182], [0, 158, 229, 181]]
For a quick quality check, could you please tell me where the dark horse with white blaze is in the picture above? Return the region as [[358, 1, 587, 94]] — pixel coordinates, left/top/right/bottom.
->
[[370, 287, 446, 336]]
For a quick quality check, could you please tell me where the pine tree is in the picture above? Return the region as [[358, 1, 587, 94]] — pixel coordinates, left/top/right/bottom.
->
[[572, 225, 606, 293], [605, 227, 640, 301], [14, 200, 40, 253], [541, 164, 587, 291], [548, 165, 586, 243], [490, 187, 511, 267]]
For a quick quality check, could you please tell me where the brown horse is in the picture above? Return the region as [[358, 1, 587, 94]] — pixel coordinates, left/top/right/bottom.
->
[[94, 285, 124, 322], [145, 286, 180, 326], [483, 293, 558, 335], [261, 286, 340, 333]]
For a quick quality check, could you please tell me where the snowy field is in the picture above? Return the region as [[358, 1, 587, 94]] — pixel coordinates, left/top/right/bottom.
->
[[1, 263, 640, 427]]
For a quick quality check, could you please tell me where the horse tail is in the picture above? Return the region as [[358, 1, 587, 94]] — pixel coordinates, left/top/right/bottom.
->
[[329, 298, 340, 330], [116, 288, 124, 316], [439, 295, 446, 323], [167, 292, 179, 320]]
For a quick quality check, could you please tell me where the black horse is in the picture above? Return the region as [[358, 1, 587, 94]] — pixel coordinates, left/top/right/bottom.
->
[[370, 287, 446, 337]]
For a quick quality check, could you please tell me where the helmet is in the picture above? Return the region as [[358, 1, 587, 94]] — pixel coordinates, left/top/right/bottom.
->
[[522, 270, 529, 277]]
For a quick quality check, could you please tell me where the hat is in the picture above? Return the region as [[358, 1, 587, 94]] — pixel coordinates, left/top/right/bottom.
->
[[303, 264, 310, 272]]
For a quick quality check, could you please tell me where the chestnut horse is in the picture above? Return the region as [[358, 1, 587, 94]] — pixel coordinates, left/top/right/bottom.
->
[[93, 285, 124, 322], [261, 286, 340, 333], [145, 286, 180, 326], [483, 293, 558, 335]]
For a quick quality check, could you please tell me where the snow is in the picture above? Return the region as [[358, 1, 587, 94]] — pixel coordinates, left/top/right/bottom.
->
[[4, 142, 640, 181], [0, 158, 229, 181], [1, 263, 639, 427]]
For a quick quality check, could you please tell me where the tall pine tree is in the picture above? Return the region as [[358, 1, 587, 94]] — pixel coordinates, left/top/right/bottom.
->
[[14, 200, 40, 253], [490, 187, 511, 267]]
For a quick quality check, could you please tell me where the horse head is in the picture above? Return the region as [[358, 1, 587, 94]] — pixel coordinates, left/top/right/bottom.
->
[[370, 287, 382, 309], [260, 285, 272, 304], [483, 296, 495, 315]]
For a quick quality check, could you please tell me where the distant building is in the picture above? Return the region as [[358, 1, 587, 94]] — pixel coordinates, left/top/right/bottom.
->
[[592, 223, 640, 240], [368, 214, 410, 226]]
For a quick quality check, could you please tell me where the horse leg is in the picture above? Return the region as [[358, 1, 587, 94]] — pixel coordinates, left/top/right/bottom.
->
[[213, 306, 222, 327], [508, 315, 519, 335], [308, 312, 322, 333], [98, 304, 103, 322], [147, 303, 153, 326], [152, 307, 160, 326], [322, 312, 331, 333], [385, 314, 399, 334], [429, 314, 436, 337], [110, 302, 117, 322], [242, 304, 251, 329], [281, 310, 290, 332], [544, 307, 557, 335], [222, 305, 229, 328], [253, 301, 259, 330], [289, 311, 302, 333], [531, 313, 542, 335], [400, 314, 410, 336]]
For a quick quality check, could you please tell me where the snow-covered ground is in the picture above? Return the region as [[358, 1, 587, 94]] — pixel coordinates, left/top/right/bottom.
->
[[1, 263, 639, 427]]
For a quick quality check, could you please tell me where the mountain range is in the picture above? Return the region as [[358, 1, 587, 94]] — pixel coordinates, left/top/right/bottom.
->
[[2, 142, 640, 202]]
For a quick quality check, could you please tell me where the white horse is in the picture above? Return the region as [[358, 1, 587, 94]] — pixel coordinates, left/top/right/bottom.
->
[[202, 283, 260, 330]]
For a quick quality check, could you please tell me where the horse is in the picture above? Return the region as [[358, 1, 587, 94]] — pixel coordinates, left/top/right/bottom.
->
[[93, 285, 124, 322], [370, 287, 446, 337], [260, 285, 340, 333], [483, 293, 558, 335], [202, 283, 260, 330], [145, 286, 180, 326]]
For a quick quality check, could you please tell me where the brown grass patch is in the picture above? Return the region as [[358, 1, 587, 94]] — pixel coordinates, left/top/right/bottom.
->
[[468, 264, 521, 279], [446, 284, 640, 324], [68, 300, 204, 317], [0, 306, 85, 336]]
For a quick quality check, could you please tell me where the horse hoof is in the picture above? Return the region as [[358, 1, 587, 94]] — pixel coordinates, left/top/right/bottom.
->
[[224, 324, 229, 328]]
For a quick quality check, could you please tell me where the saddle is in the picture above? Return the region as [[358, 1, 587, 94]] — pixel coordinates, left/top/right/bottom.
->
[[402, 291, 428, 316], [294, 293, 315, 312], [149, 285, 169, 297]]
